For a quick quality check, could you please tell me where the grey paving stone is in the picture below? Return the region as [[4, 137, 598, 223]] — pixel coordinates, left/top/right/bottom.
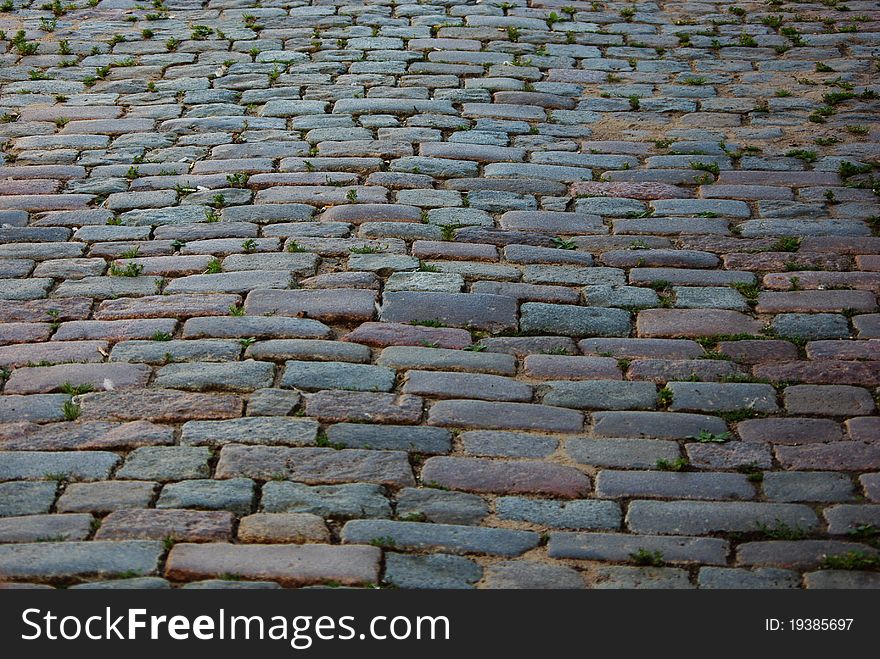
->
[[327, 424, 451, 454], [384, 553, 482, 589], [157, 479, 256, 515], [495, 497, 621, 530], [0, 541, 163, 581], [341, 520, 539, 556], [549, 532, 729, 565], [482, 561, 585, 589], [261, 482, 391, 519], [0, 481, 57, 518]]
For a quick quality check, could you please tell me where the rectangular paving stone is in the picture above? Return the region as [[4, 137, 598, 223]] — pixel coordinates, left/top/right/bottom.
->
[[403, 370, 532, 402], [154, 360, 275, 392], [0, 541, 163, 581], [596, 471, 755, 500], [181, 417, 318, 447], [0, 451, 120, 482], [0, 481, 57, 517], [281, 360, 396, 392], [421, 456, 589, 498], [520, 303, 631, 337], [78, 390, 243, 422], [592, 411, 728, 439], [380, 291, 517, 332], [377, 346, 516, 375], [341, 519, 539, 557], [303, 391, 424, 424], [165, 543, 380, 587], [626, 501, 819, 535], [96, 509, 234, 542], [541, 380, 658, 411], [245, 288, 377, 322], [549, 532, 728, 565], [428, 400, 583, 433], [56, 481, 157, 513], [215, 445, 415, 487]]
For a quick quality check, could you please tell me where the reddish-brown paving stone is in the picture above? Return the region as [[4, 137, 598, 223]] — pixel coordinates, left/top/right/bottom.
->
[[0, 420, 173, 451], [775, 443, 880, 472], [737, 418, 844, 445], [95, 509, 234, 542], [753, 361, 880, 386], [237, 513, 330, 544], [4, 363, 152, 394], [846, 417, 880, 442], [636, 310, 762, 338], [717, 340, 798, 364], [78, 390, 244, 422], [341, 321, 472, 349], [95, 294, 241, 320], [755, 291, 877, 313]]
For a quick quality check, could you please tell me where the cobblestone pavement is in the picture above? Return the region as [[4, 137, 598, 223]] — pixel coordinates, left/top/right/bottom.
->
[[0, 0, 878, 590]]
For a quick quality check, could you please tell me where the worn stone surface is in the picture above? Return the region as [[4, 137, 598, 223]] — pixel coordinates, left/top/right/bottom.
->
[[0, 0, 876, 589]]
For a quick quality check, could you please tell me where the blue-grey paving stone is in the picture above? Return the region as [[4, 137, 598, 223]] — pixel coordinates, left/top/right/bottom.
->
[[541, 380, 658, 411], [698, 567, 801, 589], [182, 316, 331, 340], [520, 303, 631, 337], [248, 340, 371, 363], [549, 532, 728, 565], [261, 482, 391, 519], [460, 431, 558, 458], [0, 451, 120, 482], [596, 471, 755, 500], [567, 438, 682, 469], [181, 580, 282, 590], [116, 447, 212, 482], [804, 571, 880, 589], [71, 578, 171, 590], [482, 561, 585, 589], [763, 472, 855, 503], [157, 479, 256, 515], [0, 481, 57, 517], [666, 382, 779, 414], [281, 361, 396, 392], [327, 424, 451, 454], [384, 553, 482, 589], [592, 411, 729, 440], [378, 346, 516, 375], [154, 360, 275, 392], [181, 417, 318, 447], [380, 291, 517, 332], [674, 287, 748, 310], [626, 501, 819, 535], [247, 389, 302, 417], [592, 566, 694, 589], [0, 541, 163, 580], [396, 488, 488, 526], [495, 497, 621, 530], [824, 505, 880, 535], [0, 513, 93, 543], [341, 520, 539, 556], [771, 314, 851, 340], [0, 394, 70, 423], [583, 285, 660, 308], [55, 481, 157, 514]]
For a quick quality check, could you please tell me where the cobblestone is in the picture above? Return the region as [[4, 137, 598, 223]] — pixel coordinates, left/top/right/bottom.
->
[[0, 0, 876, 589]]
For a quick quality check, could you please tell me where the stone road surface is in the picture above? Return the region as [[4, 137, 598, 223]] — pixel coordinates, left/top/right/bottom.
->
[[0, 0, 878, 589]]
